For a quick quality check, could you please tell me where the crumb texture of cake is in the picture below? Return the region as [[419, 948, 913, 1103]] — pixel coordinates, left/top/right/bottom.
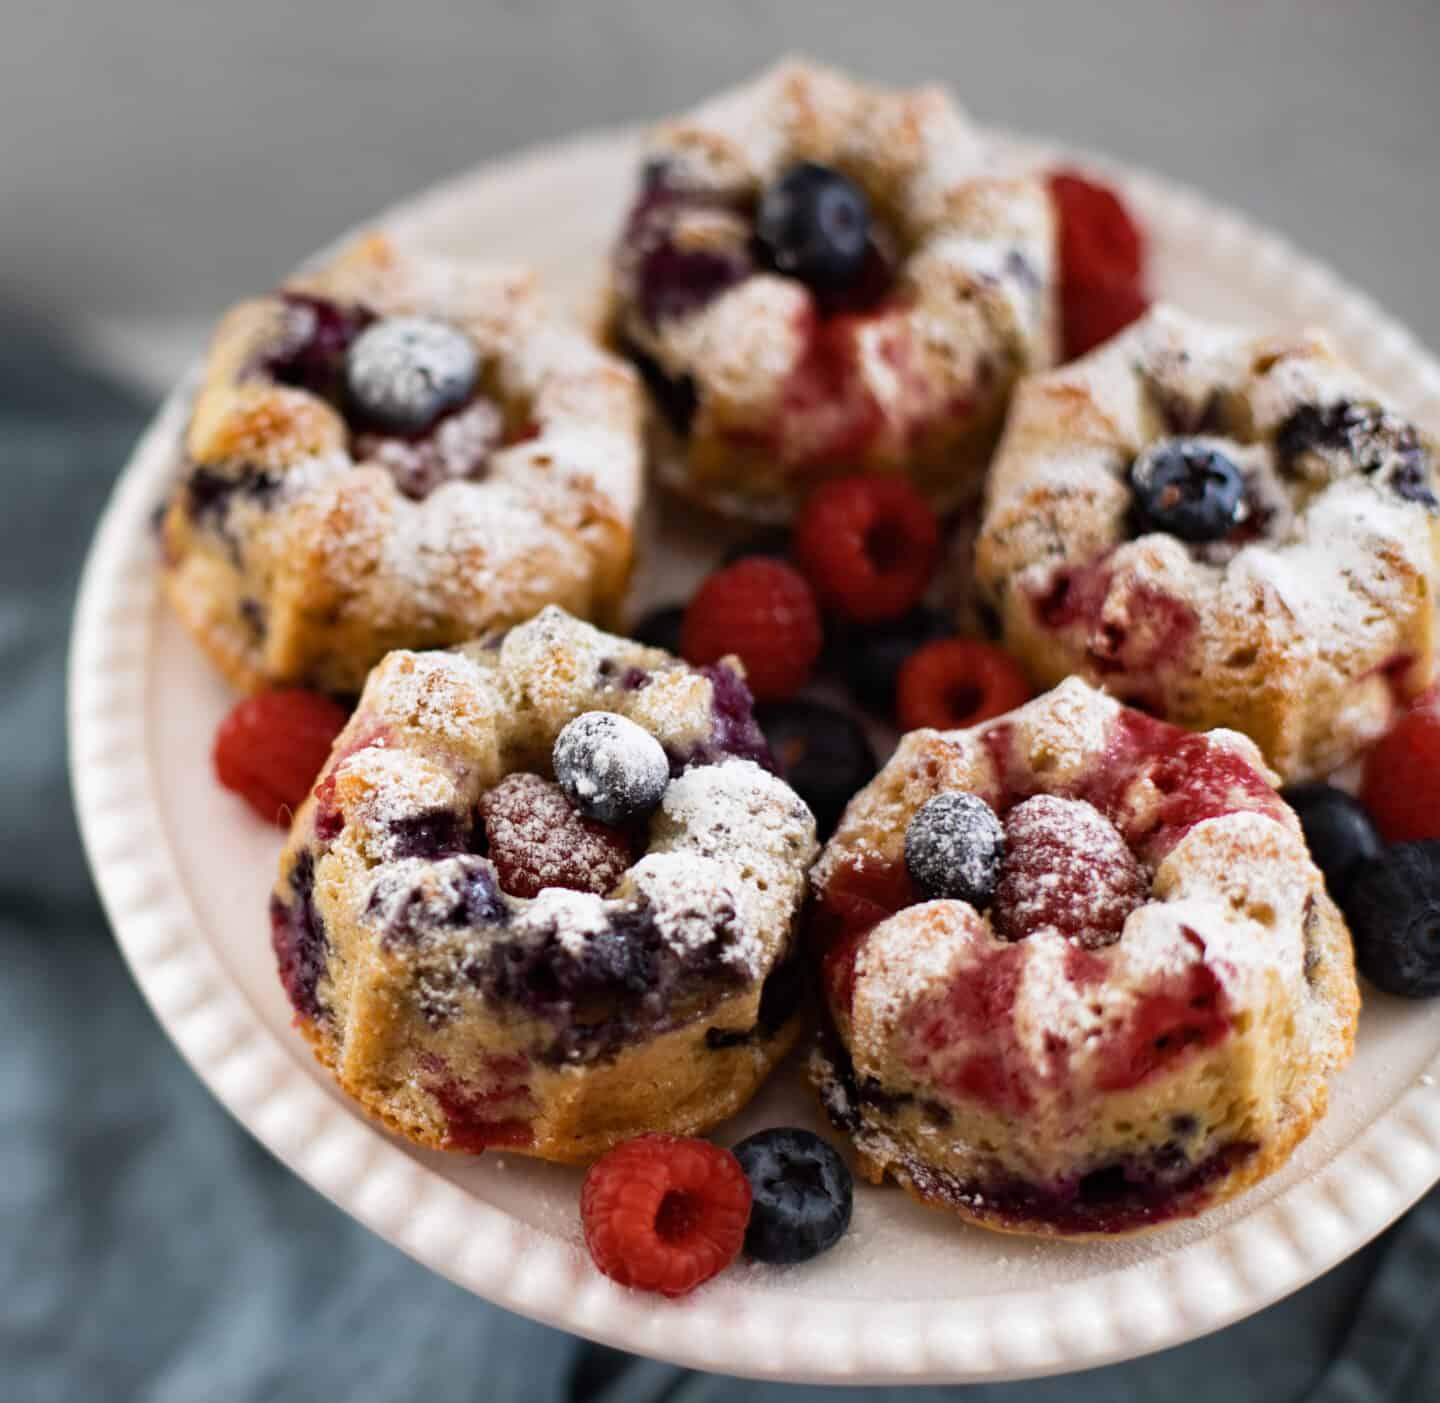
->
[[270, 606, 817, 1163], [975, 303, 1440, 781], [808, 677, 1359, 1238], [607, 58, 1058, 521], [161, 232, 644, 694]]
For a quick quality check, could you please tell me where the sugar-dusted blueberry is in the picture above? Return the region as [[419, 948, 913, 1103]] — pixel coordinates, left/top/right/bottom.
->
[[1342, 842, 1440, 997], [732, 1127, 853, 1264], [554, 711, 670, 825], [758, 700, 876, 838], [345, 316, 480, 434], [1280, 782, 1383, 894], [756, 162, 871, 293], [1130, 439, 1245, 543], [904, 792, 1006, 907]]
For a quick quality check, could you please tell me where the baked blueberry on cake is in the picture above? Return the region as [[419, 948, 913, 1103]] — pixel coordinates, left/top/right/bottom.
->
[[161, 233, 643, 693], [271, 606, 817, 1162], [807, 677, 1358, 1238], [606, 59, 1057, 521], [976, 305, 1440, 781]]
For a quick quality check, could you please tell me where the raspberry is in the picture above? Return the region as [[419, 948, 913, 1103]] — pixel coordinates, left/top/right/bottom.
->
[[681, 558, 823, 703], [793, 477, 941, 624], [894, 639, 1032, 733], [213, 690, 350, 826], [478, 773, 636, 899], [581, 1133, 752, 1296], [991, 795, 1146, 947], [1049, 171, 1150, 360], [808, 860, 920, 1012], [1361, 689, 1440, 842]]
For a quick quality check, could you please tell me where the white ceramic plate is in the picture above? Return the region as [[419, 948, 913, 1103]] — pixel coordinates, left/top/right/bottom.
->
[[70, 124, 1440, 1385]]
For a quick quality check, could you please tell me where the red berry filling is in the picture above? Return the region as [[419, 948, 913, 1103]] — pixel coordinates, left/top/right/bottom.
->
[[895, 638, 1033, 732], [794, 476, 941, 624], [991, 796, 1146, 948], [581, 1134, 752, 1297], [213, 689, 351, 827], [479, 774, 637, 900], [1361, 687, 1440, 842], [808, 860, 922, 1014], [1049, 171, 1150, 360], [424, 1054, 536, 1153], [681, 557, 823, 703]]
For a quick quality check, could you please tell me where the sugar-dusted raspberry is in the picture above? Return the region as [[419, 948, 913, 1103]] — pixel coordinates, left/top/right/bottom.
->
[[894, 638, 1032, 733], [213, 689, 350, 826], [681, 557, 823, 703], [1049, 171, 1149, 360], [581, 1133, 752, 1296], [478, 773, 636, 899], [1361, 688, 1440, 842], [992, 795, 1147, 947], [793, 477, 941, 624]]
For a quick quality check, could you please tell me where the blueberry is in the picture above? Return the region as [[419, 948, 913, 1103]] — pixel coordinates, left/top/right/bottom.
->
[[904, 792, 1005, 906], [630, 604, 685, 656], [345, 316, 479, 434], [1342, 841, 1440, 997], [756, 163, 871, 293], [757, 701, 876, 837], [732, 1128, 853, 1264], [1130, 439, 1245, 543], [1280, 783, 1383, 894], [836, 606, 954, 712], [720, 528, 792, 566], [553, 711, 669, 825]]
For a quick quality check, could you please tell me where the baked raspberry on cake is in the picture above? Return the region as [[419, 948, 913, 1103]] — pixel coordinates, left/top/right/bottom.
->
[[975, 304, 1440, 781], [270, 606, 817, 1162], [161, 233, 643, 694], [606, 59, 1057, 521], [808, 677, 1358, 1238]]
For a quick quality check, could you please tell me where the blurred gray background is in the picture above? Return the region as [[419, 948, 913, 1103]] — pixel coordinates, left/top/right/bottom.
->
[[6, 0, 1438, 388]]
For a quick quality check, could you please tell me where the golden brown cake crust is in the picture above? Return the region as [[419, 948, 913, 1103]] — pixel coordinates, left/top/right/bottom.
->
[[606, 59, 1057, 522], [808, 678, 1359, 1238], [271, 607, 818, 1163], [975, 305, 1440, 781], [162, 234, 644, 694]]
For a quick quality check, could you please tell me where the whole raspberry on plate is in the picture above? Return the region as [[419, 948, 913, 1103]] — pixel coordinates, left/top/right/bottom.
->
[[581, 1133, 752, 1296], [895, 639, 1032, 732], [213, 689, 350, 826], [478, 773, 636, 899], [794, 477, 940, 624], [1361, 688, 1440, 842], [1049, 170, 1149, 359], [681, 557, 823, 702]]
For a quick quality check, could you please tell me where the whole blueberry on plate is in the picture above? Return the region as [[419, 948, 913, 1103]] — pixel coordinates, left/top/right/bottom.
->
[[346, 316, 479, 434], [732, 1127, 853, 1264], [758, 700, 876, 837], [837, 606, 954, 711], [553, 711, 669, 825], [905, 791, 1005, 906], [1130, 438, 1245, 543], [1342, 841, 1440, 997], [756, 162, 871, 292], [630, 604, 687, 656], [1280, 782, 1383, 893]]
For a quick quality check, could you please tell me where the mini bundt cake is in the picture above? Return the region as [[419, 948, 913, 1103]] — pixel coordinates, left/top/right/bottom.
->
[[271, 606, 818, 1162], [808, 677, 1359, 1238], [162, 233, 643, 694], [975, 304, 1440, 781], [606, 58, 1057, 521]]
